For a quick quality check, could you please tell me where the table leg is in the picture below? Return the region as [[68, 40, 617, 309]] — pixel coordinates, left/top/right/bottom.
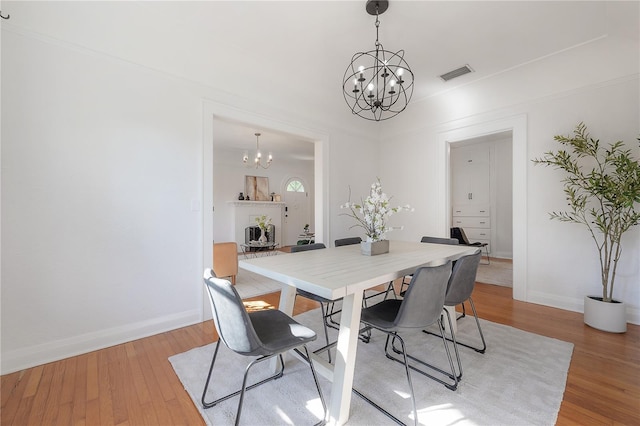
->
[[327, 290, 363, 426]]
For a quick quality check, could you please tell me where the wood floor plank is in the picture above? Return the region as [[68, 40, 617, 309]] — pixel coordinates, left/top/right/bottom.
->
[[1, 370, 28, 425], [40, 360, 67, 425], [106, 345, 130, 426], [23, 365, 44, 398], [26, 363, 55, 425], [1, 282, 638, 426], [70, 354, 88, 426], [97, 350, 115, 426], [85, 352, 99, 401], [123, 341, 151, 406]]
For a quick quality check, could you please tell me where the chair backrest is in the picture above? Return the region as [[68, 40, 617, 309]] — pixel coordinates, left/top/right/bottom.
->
[[335, 237, 362, 247], [420, 236, 459, 245], [213, 242, 238, 279], [450, 227, 471, 245], [290, 243, 326, 253], [445, 249, 481, 306], [203, 269, 263, 356], [393, 262, 452, 329]]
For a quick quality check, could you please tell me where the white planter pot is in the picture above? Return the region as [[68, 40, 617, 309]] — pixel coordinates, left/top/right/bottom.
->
[[583, 295, 627, 333]]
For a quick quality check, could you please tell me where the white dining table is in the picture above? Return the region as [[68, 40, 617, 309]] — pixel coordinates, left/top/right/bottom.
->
[[238, 240, 477, 426]]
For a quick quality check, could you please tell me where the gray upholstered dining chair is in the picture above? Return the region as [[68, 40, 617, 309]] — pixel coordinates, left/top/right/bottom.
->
[[399, 236, 460, 295], [356, 262, 457, 426], [425, 249, 486, 354], [201, 269, 326, 425]]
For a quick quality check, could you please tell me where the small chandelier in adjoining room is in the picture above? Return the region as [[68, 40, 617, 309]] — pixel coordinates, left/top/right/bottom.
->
[[243, 132, 273, 169], [343, 0, 414, 121]]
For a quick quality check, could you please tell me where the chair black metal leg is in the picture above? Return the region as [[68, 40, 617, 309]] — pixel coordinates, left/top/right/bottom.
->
[[319, 302, 332, 363], [383, 281, 398, 300], [424, 300, 486, 354], [302, 345, 327, 426], [467, 297, 487, 353], [387, 319, 460, 390], [352, 332, 417, 426], [441, 310, 463, 382], [201, 341, 285, 410], [457, 302, 467, 320]]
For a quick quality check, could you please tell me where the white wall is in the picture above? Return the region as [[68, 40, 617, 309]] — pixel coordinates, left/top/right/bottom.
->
[[1, 26, 379, 373], [1, 29, 203, 372], [379, 32, 639, 323]]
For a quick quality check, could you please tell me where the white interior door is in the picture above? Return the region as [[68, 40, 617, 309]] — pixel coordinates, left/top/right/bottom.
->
[[283, 178, 310, 246]]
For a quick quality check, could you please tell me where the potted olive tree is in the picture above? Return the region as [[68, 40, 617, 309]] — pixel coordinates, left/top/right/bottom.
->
[[533, 123, 640, 333]]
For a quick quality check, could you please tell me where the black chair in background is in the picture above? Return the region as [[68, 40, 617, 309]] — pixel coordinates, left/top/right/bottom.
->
[[420, 236, 460, 245], [356, 262, 457, 425], [334, 236, 362, 247], [201, 269, 326, 425], [450, 227, 490, 264]]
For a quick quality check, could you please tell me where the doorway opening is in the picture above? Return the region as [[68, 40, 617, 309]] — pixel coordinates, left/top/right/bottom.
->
[[283, 177, 312, 246], [201, 100, 330, 320], [439, 114, 527, 301], [449, 132, 513, 287]]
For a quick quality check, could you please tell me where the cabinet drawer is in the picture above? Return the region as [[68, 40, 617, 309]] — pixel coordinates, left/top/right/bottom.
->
[[465, 228, 491, 241], [452, 205, 490, 217], [452, 217, 490, 228]]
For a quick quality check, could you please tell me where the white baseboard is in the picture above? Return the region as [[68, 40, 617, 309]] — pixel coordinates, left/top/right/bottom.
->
[[528, 291, 640, 326], [1, 309, 202, 375]]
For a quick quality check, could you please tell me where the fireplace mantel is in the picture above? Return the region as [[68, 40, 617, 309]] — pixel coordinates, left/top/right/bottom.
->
[[227, 201, 285, 207]]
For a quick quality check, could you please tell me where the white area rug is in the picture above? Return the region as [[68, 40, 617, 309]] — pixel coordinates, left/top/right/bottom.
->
[[476, 259, 513, 288], [169, 309, 573, 425]]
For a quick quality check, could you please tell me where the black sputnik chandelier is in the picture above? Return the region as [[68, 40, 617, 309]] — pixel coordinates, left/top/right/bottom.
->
[[343, 0, 414, 121]]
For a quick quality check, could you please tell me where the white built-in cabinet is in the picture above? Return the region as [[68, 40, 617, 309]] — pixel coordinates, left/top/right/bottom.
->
[[451, 144, 492, 253]]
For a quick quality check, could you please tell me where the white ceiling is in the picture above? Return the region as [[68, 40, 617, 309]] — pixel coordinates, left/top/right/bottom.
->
[[6, 1, 636, 159]]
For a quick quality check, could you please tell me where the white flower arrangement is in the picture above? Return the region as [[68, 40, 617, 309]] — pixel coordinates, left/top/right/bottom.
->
[[340, 178, 413, 242], [255, 214, 272, 231]]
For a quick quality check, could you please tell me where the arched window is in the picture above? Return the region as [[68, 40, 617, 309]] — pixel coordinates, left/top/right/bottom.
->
[[286, 180, 305, 193]]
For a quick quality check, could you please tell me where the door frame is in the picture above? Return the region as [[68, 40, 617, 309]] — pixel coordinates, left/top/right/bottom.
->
[[282, 176, 312, 246], [438, 114, 527, 301], [201, 100, 330, 320]]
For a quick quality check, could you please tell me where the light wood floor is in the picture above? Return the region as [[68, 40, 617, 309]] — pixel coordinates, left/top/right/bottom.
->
[[2, 283, 639, 425]]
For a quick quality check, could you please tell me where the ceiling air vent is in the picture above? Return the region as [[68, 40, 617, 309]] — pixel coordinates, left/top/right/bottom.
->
[[439, 64, 474, 82]]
